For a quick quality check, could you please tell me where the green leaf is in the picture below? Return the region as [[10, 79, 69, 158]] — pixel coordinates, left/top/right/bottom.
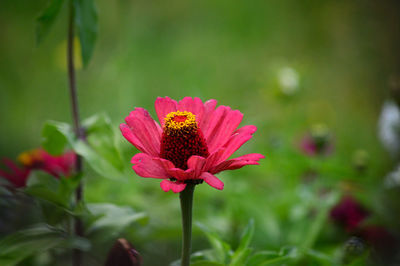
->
[[42, 117, 125, 179], [230, 219, 255, 265], [73, 0, 98, 67], [197, 223, 232, 264], [42, 120, 73, 155], [230, 248, 252, 266], [191, 261, 226, 266], [246, 247, 299, 266], [82, 113, 125, 172], [0, 224, 90, 266], [86, 203, 147, 235], [305, 249, 334, 264], [246, 251, 281, 266], [25, 171, 82, 209], [25, 171, 68, 207], [74, 139, 125, 179], [301, 191, 339, 251], [36, 0, 65, 44]]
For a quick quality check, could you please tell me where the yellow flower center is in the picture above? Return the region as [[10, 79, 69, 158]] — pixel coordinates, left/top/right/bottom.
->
[[18, 149, 42, 167], [164, 111, 197, 135]]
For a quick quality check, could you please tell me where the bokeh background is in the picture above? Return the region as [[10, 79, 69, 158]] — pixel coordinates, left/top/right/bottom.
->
[[1, 0, 400, 265]]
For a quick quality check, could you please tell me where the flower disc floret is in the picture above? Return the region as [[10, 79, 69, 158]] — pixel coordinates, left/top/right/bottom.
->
[[164, 111, 197, 136], [161, 111, 209, 170]]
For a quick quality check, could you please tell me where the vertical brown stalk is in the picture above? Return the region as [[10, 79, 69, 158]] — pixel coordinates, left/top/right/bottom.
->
[[67, 1, 84, 266]]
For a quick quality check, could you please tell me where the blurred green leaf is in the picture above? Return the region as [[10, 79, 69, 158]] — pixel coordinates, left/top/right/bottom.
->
[[246, 247, 298, 266], [36, 0, 65, 44], [86, 203, 147, 235], [42, 116, 125, 179], [197, 223, 231, 264], [191, 261, 226, 266], [73, 0, 98, 67], [305, 249, 334, 264], [246, 251, 281, 266], [42, 120, 74, 155], [0, 224, 90, 266], [230, 219, 254, 265], [25, 171, 82, 209], [74, 139, 125, 179], [82, 113, 125, 172], [301, 191, 339, 251], [230, 248, 252, 266]]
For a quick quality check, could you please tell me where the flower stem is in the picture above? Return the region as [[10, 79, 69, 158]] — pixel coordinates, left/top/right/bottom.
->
[[67, 1, 84, 266], [179, 184, 195, 266]]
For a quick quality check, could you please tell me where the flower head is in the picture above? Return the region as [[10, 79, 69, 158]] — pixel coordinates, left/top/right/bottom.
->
[[120, 97, 264, 193], [0, 148, 76, 188], [300, 124, 333, 156], [330, 195, 369, 232], [18, 148, 76, 178]]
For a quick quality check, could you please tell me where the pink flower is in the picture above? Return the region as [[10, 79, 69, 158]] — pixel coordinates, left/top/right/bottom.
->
[[18, 148, 76, 178], [299, 124, 333, 156], [120, 97, 264, 193], [0, 158, 31, 188], [0, 149, 76, 188], [330, 195, 370, 232]]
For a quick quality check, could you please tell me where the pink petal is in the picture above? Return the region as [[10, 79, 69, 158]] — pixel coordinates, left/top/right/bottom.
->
[[160, 180, 187, 193], [167, 167, 194, 181], [204, 106, 243, 153], [123, 108, 161, 156], [211, 153, 265, 174], [187, 155, 206, 178], [2, 158, 24, 175], [199, 99, 217, 132], [219, 125, 257, 162], [120, 124, 147, 153], [177, 97, 204, 123], [131, 153, 173, 179], [155, 97, 177, 126], [201, 172, 224, 190], [203, 149, 225, 171]]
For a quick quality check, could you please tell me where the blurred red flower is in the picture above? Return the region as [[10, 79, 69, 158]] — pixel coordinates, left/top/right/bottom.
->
[[330, 195, 370, 232], [0, 148, 76, 188]]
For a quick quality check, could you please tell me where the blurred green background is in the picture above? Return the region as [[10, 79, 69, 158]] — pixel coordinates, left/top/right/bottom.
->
[[1, 0, 400, 265]]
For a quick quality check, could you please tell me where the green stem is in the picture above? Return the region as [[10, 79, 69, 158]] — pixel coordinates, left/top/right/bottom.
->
[[179, 184, 195, 266]]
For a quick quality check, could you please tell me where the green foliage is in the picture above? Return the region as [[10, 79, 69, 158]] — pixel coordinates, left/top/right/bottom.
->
[[230, 219, 254, 266], [42, 120, 73, 155], [82, 113, 125, 174], [73, 0, 98, 67], [85, 203, 147, 242], [25, 170, 82, 209], [0, 224, 90, 266], [36, 0, 98, 67], [42, 114, 126, 179], [192, 220, 255, 266], [36, 0, 65, 44]]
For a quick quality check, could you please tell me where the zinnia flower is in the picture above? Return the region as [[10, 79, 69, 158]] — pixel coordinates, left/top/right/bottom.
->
[[18, 148, 76, 178], [0, 148, 76, 188], [120, 97, 264, 193]]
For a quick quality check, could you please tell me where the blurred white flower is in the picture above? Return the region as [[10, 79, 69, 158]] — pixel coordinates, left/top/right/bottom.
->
[[378, 100, 400, 158], [278, 67, 299, 95], [384, 164, 400, 188]]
